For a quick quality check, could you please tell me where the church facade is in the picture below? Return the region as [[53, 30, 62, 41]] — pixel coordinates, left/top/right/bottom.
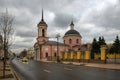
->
[[34, 10, 82, 61]]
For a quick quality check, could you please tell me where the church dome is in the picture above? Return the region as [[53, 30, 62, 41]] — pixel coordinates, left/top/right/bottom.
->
[[64, 29, 81, 37], [64, 21, 82, 37]]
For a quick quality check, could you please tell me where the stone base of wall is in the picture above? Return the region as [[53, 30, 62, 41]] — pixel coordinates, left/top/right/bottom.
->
[[87, 60, 106, 64], [61, 59, 107, 64], [41, 58, 47, 61], [46, 56, 57, 61]]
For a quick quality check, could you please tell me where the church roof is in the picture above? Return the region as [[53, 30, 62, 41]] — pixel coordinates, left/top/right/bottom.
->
[[38, 9, 47, 26], [65, 29, 81, 36], [43, 41, 67, 46], [38, 20, 47, 25], [34, 41, 68, 48]]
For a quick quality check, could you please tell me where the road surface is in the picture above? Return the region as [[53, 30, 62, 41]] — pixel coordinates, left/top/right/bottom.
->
[[11, 59, 120, 80]]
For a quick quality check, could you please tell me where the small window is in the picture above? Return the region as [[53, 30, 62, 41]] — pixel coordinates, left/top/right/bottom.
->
[[54, 53, 56, 57], [46, 52, 48, 57], [76, 39, 79, 43], [69, 38, 72, 44], [42, 29, 45, 37]]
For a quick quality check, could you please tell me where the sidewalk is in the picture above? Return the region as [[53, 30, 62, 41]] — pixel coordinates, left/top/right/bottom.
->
[[0, 60, 17, 80], [62, 61, 120, 70]]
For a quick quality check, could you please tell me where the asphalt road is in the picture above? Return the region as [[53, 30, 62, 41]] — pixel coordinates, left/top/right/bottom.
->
[[11, 59, 120, 80]]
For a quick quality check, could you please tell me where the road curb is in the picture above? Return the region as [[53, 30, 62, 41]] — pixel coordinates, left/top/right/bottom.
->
[[85, 64, 120, 70], [61, 61, 120, 70]]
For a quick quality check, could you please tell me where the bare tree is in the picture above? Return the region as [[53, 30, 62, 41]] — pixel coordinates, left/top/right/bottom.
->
[[0, 9, 14, 77], [0, 35, 3, 59]]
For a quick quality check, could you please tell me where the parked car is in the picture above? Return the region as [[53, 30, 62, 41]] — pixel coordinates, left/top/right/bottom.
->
[[22, 57, 28, 64]]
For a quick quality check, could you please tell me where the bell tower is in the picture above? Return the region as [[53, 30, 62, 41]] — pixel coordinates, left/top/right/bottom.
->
[[37, 9, 48, 44]]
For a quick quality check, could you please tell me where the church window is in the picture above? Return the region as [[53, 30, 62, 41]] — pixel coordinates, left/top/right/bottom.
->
[[69, 38, 72, 44], [46, 52, 48, 57], [76, 39, 79, 43], [54, 52, 56, 57], [42, 29, 45, 37]]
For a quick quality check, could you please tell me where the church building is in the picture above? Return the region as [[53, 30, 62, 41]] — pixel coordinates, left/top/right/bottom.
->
[[63, 21, 82, 51], [34, 10, 82, 61]]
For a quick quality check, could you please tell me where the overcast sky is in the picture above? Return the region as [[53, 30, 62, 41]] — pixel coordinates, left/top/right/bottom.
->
[[0, 0, 120, 53]]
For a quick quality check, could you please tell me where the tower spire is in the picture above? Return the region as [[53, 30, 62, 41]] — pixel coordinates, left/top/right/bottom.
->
[[38, 9, 47, 26], [41, 9, 44, 21]]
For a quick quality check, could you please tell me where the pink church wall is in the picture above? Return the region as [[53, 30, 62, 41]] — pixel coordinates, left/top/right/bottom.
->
[[37, 37, 48, 44], [41, 45, 68, 60], [63, 35, 82, 50]]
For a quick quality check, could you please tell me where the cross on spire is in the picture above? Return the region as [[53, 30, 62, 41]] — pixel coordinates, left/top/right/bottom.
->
[[70, 20, 74, 29], [70, 20, 74, 25]]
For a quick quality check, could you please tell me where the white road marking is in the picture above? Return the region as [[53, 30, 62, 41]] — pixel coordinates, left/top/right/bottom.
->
[[64, 67, 72, 71], [43, 69, 51, 73]]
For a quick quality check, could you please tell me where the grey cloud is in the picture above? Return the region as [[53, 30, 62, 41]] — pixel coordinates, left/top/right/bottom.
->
[[85, 1, 120, 29], [0, 0, 5, 7], [12, 43, 30, 49], [1, 0, 120, 52], [16, 30, 37, 38], [0, 0, 74, 15], [53, 13, 77, 28], [23, 38, 34, 42], [11, 38, 35, 49], [0, 0, 40, 14], [15, 15, 33, 27]]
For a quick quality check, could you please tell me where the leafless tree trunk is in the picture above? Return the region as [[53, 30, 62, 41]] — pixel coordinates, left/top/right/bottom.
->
[[0, 35, 3, 59], [0, 9, 14, 78]]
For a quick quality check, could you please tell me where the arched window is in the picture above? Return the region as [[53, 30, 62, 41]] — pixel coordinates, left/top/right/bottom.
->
[[46, 52, 48, 57], [69, 38, 72, 44], [78, 48, 80, 50], [76, 39, 79, 43], [42, 29, 45, 37], [54, 53, 56, 57]]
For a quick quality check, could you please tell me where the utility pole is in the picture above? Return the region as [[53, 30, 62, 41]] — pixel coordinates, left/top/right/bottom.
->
[[56, 34, 60, 62]]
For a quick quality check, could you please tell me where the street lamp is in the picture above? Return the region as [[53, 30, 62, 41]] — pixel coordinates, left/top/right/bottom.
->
[[56, 33, 60, 62]]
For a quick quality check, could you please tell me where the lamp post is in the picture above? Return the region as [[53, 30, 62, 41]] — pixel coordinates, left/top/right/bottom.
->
[[56, 33, 60, 62]]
